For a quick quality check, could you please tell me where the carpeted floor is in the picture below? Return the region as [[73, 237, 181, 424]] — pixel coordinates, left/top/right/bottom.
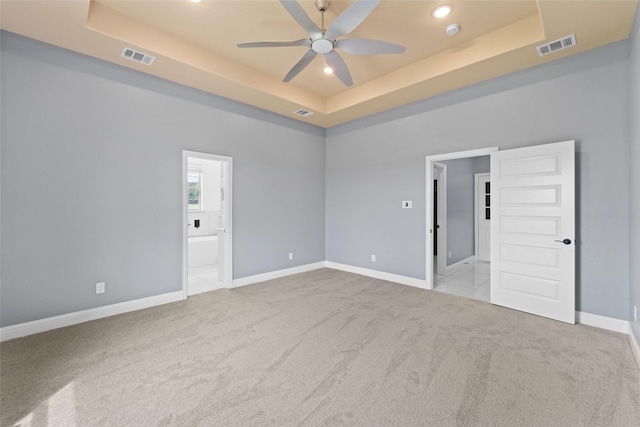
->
[[1, 268, 639, 426]]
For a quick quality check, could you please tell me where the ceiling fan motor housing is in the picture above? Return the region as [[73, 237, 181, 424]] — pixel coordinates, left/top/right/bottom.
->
[[312, 37, 334, 54]]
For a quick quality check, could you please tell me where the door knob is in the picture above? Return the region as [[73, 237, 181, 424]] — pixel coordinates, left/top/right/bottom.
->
[[554, 238, 572, 245]]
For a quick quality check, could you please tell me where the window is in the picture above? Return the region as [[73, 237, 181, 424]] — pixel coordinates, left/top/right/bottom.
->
[[188, 171, 202, 211]]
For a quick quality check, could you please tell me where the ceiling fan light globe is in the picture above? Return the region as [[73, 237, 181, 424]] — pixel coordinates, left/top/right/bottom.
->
[[312, 38, 334, 54]]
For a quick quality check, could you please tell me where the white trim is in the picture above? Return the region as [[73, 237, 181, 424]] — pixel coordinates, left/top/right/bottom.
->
[[474, 173, 490, 262], [0, 291, 185, 342], [433, 162, 447, 276], [474, 173, 479, 258], [223, 159, 233, 287], [326, 262, 427, 289], [575, 311, 629, 334], [183, 153, 189, 300], [182, 155, 189, 299], [425, 147, 498, 290], [629, 326, 640, 371], [231, 262, 326, 288], [1, 268, 636, 370], [445, 255, 476, 276]]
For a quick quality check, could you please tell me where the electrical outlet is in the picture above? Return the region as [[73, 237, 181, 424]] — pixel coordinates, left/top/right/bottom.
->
[[96, 282, 105, 294], [289, 252, 294, 261], [634, 305, 638, 323], [371, 254, 376, 262], [448, 251, 452, 259]]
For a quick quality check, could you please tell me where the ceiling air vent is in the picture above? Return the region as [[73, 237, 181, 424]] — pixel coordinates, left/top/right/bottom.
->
[[536, 34, 576, 56], [294, 109, 314, 117], [121, 47, 156, 66]]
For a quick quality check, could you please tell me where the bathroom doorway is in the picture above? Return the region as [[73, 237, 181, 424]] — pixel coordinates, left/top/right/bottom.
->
[[182, 151, 233, 296]]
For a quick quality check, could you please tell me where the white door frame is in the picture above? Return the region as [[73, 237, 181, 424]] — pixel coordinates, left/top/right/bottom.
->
[[182, 150, 233, 299], [425, 147, 498, 289], [433, 162, 447, 276], [474, 172, 490, 261]]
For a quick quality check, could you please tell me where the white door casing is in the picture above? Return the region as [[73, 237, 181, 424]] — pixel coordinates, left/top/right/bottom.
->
[[490, 140, 575, 323], [434, 163, 447, 276], [475, 173, 491, 262]]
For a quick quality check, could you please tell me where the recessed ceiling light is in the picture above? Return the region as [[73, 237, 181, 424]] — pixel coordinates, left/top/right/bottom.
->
[[189, 0, 202, 3], [432, 5, 452, 19], [445, 23, 460, 36], [323, 66, 333, 74]]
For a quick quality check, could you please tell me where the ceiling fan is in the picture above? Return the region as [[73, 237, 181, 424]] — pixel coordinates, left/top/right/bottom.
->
[[237, 0, 406, 86]]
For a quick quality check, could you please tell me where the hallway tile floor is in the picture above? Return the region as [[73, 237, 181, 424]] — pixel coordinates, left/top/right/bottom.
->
[[433, 260, 490, 302]]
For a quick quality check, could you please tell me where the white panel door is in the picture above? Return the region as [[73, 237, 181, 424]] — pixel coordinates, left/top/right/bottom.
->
[[490, 141, 575, 323]]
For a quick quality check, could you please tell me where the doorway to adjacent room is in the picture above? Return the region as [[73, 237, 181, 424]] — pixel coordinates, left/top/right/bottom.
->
[[182, 151, 233, 297]]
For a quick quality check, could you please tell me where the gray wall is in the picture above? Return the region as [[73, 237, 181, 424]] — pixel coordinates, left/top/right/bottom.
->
[[326, 40, 631, 320], [629, 6, 640, 344], [2, 26, 638, 328], [440, 156, 489, 266], [0, 32, 326, 327], [472, 156, 490, 175]]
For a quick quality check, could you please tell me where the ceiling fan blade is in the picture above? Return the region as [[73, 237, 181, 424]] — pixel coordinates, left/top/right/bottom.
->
[[325, 0, 381, 40], [283, 49, 318, 82], [238, 39, 311, 49], [335, 38, 405, 55], [279, 0, 323, 40], [324, 51, 353, 86]]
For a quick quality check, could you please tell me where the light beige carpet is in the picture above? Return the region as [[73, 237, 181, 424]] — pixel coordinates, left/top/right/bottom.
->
[[1, 268, 639, 426]]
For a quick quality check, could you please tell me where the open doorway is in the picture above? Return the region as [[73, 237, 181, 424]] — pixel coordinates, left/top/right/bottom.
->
[[425, 147, 497, 292], [430, 155, 491, 301], [182, 151, 233, 297]]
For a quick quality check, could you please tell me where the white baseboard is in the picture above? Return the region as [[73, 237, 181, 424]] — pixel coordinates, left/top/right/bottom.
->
[[575, 311, 629, 334], [325, 261, 427, 289], [2, 264, 636, 368], [0, 291, 185, 342], [231, 261, 427, 290], [629, 326, 640, 371], [445, 255, 476, 276], [231, 262, 326, 288]]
